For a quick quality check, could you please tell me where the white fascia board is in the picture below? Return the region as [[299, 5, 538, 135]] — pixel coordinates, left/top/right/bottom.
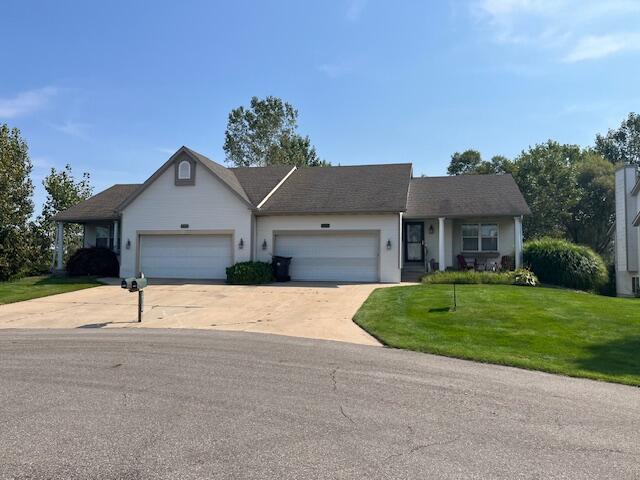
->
[[256, 166, 297, 209]]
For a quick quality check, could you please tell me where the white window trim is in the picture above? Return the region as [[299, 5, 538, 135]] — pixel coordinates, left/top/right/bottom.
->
[[178, 160, 191, 180], [461, 223, 500, 253]]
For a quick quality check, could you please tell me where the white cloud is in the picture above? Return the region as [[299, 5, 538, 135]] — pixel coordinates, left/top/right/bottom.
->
[[51, 120, 91, 138], [473, 0, 640, 62], [479, 0, 563, 17], [345, 0, 366, 22], [31, 156, 55, 169], [0, 87, 57, 118], [317, 61, 353, 79], [564, 33, 640, 62]]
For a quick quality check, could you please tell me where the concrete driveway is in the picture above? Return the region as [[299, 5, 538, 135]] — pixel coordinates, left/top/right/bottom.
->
[[0, 281, 382, 345]]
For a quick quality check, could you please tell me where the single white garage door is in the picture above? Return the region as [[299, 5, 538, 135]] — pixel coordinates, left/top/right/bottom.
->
[[139, 234, 232, 279], [274, 232, 379, 282]]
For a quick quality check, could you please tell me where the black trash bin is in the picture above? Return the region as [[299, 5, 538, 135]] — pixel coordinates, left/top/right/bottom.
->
[[272, 255, 292, 282]]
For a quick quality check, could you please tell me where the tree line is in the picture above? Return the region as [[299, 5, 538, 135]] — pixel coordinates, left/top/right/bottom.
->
[[1, 96, 637, 280], [0, 124, 93, 280], [0, 96, 324, 281], [446, 112, 640, 259]]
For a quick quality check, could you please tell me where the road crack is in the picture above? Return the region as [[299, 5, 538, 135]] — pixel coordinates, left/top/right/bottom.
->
[[384, 437, 459, 462], [329, 368, 338, 392], [339, 405, 356, 424]]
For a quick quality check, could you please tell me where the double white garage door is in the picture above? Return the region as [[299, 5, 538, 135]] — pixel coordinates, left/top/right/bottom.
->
[[138, 232, 379, 282], [274, 232, 379, 282], [139, 234, 232, 279]]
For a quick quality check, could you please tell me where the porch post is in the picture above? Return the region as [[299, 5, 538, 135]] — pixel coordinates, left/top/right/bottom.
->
[[514, 216, 522, 269], [113, 220, 119, 252], [55, 221, 64, 271], [438, 217, 446, 271]]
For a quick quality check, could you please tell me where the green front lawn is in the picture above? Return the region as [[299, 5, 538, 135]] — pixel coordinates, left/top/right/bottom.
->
[[0, 275, 102, 305], [354, 284, 640, 386]]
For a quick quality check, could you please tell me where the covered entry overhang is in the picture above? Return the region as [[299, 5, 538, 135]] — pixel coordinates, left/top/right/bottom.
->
[[52, 184, 140, 272], [403, 175, 531, 280]]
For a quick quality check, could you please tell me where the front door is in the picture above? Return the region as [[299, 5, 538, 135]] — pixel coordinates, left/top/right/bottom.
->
[[405, 222, 424, 262]]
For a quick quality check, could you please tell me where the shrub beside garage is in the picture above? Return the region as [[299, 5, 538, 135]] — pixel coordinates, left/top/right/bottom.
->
[[226, 261, 274, 285], [523, 237, 608, 292]]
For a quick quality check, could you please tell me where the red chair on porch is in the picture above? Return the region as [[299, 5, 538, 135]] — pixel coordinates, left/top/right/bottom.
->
[[501, 255, 514, 271], [456, 255, 474, 271]]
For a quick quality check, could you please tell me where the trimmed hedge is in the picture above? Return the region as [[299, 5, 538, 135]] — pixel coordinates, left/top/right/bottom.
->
[[523, 237, 608, 291], [226, 261, 274, 285], [66, 247, 119, 277], [422, 269, 538, 286]]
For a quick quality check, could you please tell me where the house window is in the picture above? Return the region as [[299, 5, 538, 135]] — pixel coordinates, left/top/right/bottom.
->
[[95, 225, 112, 249], [178, 160, 191, 180], [462, 224, 479, 251], [633, 277, 639, 295], [462, 223, 499, 252], [481, 224, 499, 251]]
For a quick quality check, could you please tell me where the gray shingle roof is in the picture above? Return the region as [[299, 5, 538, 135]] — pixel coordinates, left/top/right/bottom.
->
[[55, 147, 531, 223], [54, 184, 141, 222], [230, 165, 293, 205], [258, 163, 412, 214], [406, 174, 530, 218]]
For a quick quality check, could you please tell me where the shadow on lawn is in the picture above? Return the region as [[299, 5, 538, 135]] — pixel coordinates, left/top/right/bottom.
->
[[34, 276, 99, 286], [576, 336, 640, 379]]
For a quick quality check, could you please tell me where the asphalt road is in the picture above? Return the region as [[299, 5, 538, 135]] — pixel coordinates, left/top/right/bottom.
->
[[1, 330, 638, 479]]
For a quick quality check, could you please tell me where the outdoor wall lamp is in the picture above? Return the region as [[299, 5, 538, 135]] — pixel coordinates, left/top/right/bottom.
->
[[386, 239, 392, 250], [428, 224, 434, 235], [126, 239, 131, 250], [238, 238, 244, 249], [262, 239, 268, 250]]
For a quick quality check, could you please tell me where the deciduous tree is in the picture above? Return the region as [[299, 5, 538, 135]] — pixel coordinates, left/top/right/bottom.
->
[[224, 96, 326, 167], [0, 124, 34, 280], [36, 165, 93, 268], [446, 142, 614, 256], [447, 150, 516, 175], [595, 112, 640, 166]]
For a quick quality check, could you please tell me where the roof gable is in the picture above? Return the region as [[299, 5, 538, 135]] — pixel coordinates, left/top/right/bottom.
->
[[118, 147, 253, 211]]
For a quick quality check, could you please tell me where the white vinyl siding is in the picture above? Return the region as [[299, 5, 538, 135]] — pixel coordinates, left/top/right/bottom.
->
[[139, 234, 232, 279], [274, 232, 379, 282], [256, 214, 401, 282], [120, 158, 252, 278]]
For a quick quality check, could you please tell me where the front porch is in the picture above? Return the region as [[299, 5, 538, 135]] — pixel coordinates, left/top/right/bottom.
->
[[54, 219, 121, 272], [401, 216, 523, 282], [52, 184, 140, 273]]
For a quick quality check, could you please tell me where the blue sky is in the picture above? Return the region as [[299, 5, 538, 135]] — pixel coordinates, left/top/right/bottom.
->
[[2, 0, 640, 212]]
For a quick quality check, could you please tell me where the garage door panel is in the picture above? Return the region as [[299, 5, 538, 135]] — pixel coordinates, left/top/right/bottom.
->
[[140, 234, 232, 279], [275, 233, 379, 282]]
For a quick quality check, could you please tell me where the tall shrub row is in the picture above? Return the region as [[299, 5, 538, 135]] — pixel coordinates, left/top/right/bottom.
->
[[523, 237, 608, 291]]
